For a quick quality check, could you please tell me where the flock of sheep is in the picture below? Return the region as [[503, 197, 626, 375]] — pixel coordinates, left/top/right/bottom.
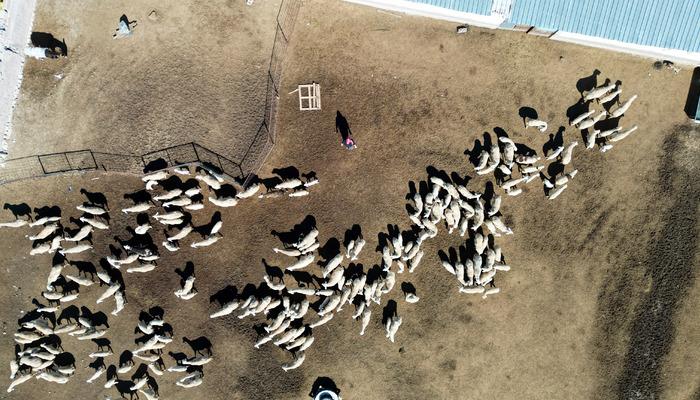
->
[[1, 71, 640, 394], [1, 163, 318, 396]]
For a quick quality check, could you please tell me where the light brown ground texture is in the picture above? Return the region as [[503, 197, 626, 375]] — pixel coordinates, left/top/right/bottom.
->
[[1, 1, 699, 400], [9, 0, 280, 165]]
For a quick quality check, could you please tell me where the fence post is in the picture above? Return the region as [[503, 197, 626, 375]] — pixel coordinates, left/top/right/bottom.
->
[[37, 156, 47, 174], [191, 143, 200, 163], [90, 151, 98, 170]]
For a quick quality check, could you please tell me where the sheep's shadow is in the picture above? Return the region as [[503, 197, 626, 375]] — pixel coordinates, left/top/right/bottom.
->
[[183, 336, 213, 356], [3, 203, 32, 220], [542, 126, 565, 156], [576, 69, 601, 96]]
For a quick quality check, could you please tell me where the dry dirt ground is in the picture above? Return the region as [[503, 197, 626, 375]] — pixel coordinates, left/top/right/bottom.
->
[[8, 0, 280, 165], [1, 1, 699, 400]]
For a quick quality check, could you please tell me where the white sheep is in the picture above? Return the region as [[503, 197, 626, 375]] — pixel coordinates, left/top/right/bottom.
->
[[359, 307, 371, 336], [600, 88, 622, 105], [64, 225, 93, 242], [163, 197, 192, 208], [525, 117, 548, 132], [476, 162, 498, 176], [318, 294, 342, 315], [408, 250, 424, 273], [608, 95, 638, 118], [598, 127, 622, 138], [79, 216, 109, 230], [459, 285, 485, 294], [548, 184, 568, 200], [385, 315, 402, 343], [36, 370, 70, 384], [474, 151, 489, 171], [560, 141, 578, 165], [59, 244, 92, 255], [27, 223, 59, 241], [112, 291, 126, 315], [236, 183, 260, 199], [304, 177, 320, 187], [405, 293, 419, 303], [66, 274, 94, 286], [514, 155, 540, 165], [585, 129, 600, 149], [139, 388, 159, 400], [584, 83, 615, 101], [554, 169, 578, 186], [0, 219, 29, 228], [196, 174, 222, 190], [29, 216, 62, 227], [97, 283, 122, 304], [29, 243, 51, 256], [545, 146, 564, 161], [153, 189, 183, 201], [283, 254, 314, 271], [208, 196, 238, 207], [190, 235, 221, 248], [309, 313, 334, 328], [121, 203, 152, 214], [281, 352, 306, 372], [570, 110, 594, 126], [608, 125, 638, 142], [501, 176, 527, 191], [173, 166, 191, 175], [77, 204, 107, 215], [275, 179, 303, 190], [322, 254, 344, 277], [210, 300, 239, 318], [142, 171, 168, 182], [600, 143, 614, 153], [576, 111, 606, 130]]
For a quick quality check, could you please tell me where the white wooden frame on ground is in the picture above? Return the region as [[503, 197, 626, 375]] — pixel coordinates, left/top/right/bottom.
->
[[291, 83, 321, 111]]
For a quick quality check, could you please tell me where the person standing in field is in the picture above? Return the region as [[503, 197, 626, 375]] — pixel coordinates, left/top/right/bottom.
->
[[335, 111, 357, 150]]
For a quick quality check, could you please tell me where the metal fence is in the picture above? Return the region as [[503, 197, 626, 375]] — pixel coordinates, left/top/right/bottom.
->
[[0, 142, 246, 184], [240, 0, 301, 187], [0, 0, 300, 186]]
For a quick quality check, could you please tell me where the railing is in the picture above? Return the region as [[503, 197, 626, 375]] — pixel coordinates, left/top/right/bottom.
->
[[0, 0, 301, 186], [0, 142, 245, 184]]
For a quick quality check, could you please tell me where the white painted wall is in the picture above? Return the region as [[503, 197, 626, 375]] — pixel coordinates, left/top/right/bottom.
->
[[552, 31, 700, 66], [343, 0, 505, 28]]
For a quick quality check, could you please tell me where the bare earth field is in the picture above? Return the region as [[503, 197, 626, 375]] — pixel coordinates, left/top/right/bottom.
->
[[1, 1, 699, 400], [8, 0, 280, 163]]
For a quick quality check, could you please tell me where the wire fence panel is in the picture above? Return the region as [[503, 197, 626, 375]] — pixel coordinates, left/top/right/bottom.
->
[[0, 157, 46, 184], [93, 152, 144, 173], [66, 150, 98, 171]]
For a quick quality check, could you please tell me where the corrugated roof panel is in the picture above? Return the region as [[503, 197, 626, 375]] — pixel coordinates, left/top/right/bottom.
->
[[509, 0, 700, 53], [406, 0, 492, 15]]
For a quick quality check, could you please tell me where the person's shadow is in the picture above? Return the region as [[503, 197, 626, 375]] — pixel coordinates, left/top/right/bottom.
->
[[335, 111, 352, 142]]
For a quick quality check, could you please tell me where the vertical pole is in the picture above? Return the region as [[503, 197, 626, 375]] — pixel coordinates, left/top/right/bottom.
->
[[38, 156, 47, 174], [192, 142, 200, 163], [90, 151, 98, 170]]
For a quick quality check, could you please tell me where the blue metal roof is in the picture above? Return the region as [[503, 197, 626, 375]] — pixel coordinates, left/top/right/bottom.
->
[[407, 0, 492, 16], [508, 0, 700, 53]]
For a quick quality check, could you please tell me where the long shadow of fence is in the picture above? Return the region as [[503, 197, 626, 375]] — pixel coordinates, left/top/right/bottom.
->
[[0, 0, 301, 186]]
